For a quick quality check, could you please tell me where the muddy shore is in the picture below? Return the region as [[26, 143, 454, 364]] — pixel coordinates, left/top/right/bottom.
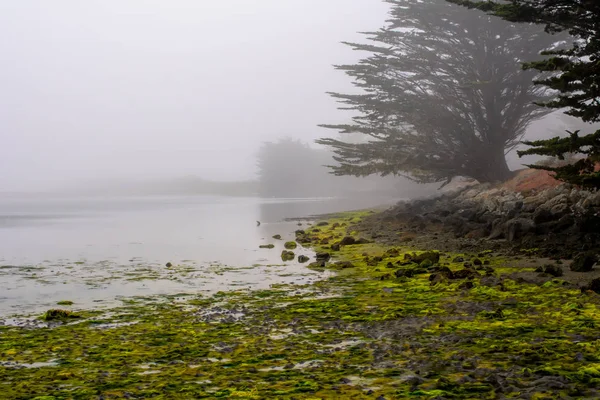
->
[[1, 206, 600, 399]]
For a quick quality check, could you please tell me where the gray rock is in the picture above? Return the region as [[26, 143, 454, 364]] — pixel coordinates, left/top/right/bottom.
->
[[571, 252, 597, 272], [505, 218, 535, 242]]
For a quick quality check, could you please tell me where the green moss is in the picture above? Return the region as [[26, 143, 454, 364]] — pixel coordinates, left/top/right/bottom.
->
[[2, 210, 599, 399], [56, 300, 74, 306]]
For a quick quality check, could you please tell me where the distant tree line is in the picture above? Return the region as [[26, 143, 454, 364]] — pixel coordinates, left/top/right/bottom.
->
[[256, 138, 435, 198]]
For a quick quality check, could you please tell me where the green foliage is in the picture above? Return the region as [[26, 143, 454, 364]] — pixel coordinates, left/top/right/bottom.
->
[[318, 0, 557, 183], [448, 0, 600, 188], [518, 129, 600, 188]]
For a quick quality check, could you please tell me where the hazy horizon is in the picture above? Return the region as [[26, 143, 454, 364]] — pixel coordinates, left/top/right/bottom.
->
[[0, 1, 389, 192], [0, 1, 589, 194]]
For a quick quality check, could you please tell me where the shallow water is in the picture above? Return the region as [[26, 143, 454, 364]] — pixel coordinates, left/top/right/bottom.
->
[[0, 194, 396, 316]]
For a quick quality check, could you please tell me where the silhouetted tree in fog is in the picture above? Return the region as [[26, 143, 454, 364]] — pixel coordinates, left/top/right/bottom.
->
[[318, 0, 560, 184], [450, 0, 600, 189]]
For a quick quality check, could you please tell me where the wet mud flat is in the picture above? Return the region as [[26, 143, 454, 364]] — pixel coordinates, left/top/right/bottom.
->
[[2, 211, 600, 399]]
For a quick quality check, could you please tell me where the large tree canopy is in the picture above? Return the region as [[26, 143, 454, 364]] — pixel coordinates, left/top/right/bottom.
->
[[448, 0, 600, 188], [317, 0, 560, 184]]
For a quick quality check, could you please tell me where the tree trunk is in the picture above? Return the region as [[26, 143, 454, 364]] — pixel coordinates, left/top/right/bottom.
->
[[469, 145, 513, 183]]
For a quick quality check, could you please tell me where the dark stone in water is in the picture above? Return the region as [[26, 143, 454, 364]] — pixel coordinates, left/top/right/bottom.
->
[[298, 255, 310, 263]]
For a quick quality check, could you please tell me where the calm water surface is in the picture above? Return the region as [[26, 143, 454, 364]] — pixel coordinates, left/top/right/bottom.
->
[[0, 194, 396, 316]]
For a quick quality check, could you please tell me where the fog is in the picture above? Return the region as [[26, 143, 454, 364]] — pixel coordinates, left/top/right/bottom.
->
[[0, 0, 388, 192]]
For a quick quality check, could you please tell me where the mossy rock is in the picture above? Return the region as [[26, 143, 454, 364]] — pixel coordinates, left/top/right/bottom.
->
[[259, 244, 275, 249], [410, 251, 441, 264], [272, 234, 282, 240], [56, 300, 74, 306], [41, 309, 80, 321], [281, 250, 295, 262], [284, 241, 298, 250]]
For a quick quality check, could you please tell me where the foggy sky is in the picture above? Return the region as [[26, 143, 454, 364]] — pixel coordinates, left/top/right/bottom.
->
[[0, 0, 388, 191]]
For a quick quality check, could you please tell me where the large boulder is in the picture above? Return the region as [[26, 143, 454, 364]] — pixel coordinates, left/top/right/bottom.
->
[[504, 218, 535, 242], [316, 252, 331, 262]]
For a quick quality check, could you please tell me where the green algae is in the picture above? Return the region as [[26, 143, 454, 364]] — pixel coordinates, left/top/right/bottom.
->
[[2, 211, 600, 399]]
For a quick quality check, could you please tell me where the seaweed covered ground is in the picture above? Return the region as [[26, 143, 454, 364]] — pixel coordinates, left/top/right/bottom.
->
[[2, 212, 600, 399]]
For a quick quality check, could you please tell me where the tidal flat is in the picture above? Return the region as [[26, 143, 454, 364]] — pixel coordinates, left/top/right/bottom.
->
[[2, 211, 600, 399]]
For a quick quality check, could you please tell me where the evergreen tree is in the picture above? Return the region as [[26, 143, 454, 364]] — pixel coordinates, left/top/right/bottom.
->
[[448, 0, 600, 188], [318, 0, 559, 184]]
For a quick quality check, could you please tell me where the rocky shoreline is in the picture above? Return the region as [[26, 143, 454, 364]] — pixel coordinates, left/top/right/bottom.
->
[[353, 171, 599, 265]]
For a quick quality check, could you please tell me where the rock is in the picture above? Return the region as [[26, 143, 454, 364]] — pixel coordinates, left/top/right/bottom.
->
[[429, 273, 448, 286], [339, 237, 356, 246], [307, 261, 326, 269], [533, 208, 554, 224], [281, 250, 295, 262], [316, 221, 329, 226], [272, 234, 282, 240], [298, 255, 310, 263], [316, 252, 331, 262], [452, 256, 465, 263], [472, 258, 483, 266], [331, 244, 341, 251], [459, 281, 474, 290], [333, 261, 355, 269], [41, 309, 80, 321], [535, 264, 563, 277], [570, 252, 598, 272], [284, 241, 298, 250], [411, 251, 440, 264], [354, 238, 372, 245], [505, 218, 535, 242], [165, 262, 173, 268], [395, 268, 416, 278], [488, 219, 505, 240], [452, 269, 480, 280], [259, 244, 275, 249], [585, 278, 600, 294], [385, 248, 401, 257]]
